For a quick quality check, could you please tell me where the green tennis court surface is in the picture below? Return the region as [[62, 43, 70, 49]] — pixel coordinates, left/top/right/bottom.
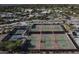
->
[[28, 24, 76, 49], [28, 33, 76, 49], [31, 24, 64, 32]]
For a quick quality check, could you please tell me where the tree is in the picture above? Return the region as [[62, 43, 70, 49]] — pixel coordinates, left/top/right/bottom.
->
[[0, 40, 22, 53]]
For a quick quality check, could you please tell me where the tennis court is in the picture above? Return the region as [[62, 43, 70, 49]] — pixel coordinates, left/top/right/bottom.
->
[[31, 24, 64, 32], [28, 33, 76, 50], [52, 25, 64, 31]]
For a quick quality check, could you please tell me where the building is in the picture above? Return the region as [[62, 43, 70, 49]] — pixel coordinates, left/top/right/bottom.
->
[[2, 26, 29, 41]]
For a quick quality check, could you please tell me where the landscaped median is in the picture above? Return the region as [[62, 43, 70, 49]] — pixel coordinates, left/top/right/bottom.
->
[[64, 24, 70, 31]]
